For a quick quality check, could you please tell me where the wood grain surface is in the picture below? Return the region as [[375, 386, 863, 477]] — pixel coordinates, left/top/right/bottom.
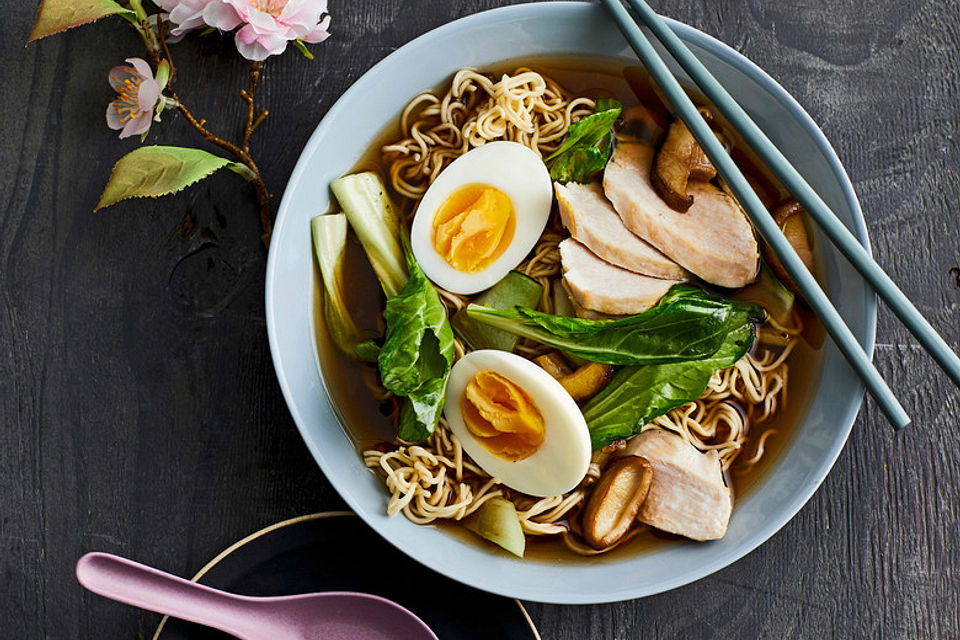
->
[[2, 1, 958, 638]]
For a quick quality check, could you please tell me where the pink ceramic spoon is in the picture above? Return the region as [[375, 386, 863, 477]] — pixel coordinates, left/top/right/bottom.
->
[[76, 552, 438, 640]]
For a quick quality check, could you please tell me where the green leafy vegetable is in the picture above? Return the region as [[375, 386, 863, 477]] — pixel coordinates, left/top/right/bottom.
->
[[551, 281, 589, 368], [463, 497, 525, 557], [311, 214, 380, 362], [465, 286, 763, 366], [378, 237, 455, 442], [452, 271, 543, 352], [96, 146, 244, 210], [331, 172, 407, 298], [734, 263, 795, 325], [552, 280, 576, 318], [331, 171, 453, 441], [28, 0, 136, 43], [546, 98, 622, 183], [582, 307, 760, 449]]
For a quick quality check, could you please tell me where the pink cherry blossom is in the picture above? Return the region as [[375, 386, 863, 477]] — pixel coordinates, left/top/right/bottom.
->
[[203, 0, 331, 61], [106, 58, 165, 139], [153, 0, 222, 39]]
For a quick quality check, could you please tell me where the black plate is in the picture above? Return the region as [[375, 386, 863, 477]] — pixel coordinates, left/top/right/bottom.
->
[[152, 512, 540, 640]]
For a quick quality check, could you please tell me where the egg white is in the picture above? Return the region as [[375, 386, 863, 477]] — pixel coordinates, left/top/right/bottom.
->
[[410, 141, 552, 295], [444, 350, 592, 497]]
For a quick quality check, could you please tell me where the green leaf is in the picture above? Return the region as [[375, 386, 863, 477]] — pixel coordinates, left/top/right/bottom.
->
[[96, 146, 243, 210], [378, 237, 455, 441], [581, 308, 759, 449], [594, 97, 621, 114], [396, 375, 448, 443], [546, 99, 622, 183], [547, 146, 610, 184], [465, 285, 763, 366], [451, 271, 543, 352], [28, 0, 136, 43]]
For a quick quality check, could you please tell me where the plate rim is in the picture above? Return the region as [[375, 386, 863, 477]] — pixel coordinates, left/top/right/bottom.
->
[[265, 1, 876, 604], [150, 511, 541, 640]]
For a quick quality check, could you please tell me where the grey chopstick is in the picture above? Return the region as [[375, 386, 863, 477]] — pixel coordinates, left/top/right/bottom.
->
[[600, 0, 910, 429], [621, 0, 960, 392]]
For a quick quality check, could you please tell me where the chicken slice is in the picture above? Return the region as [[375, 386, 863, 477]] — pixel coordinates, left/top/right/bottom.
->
[[621, 429, 732, 541], [559, 239, 679, 315], [555, 181, 688, 281], [603, 142, 759, 288]]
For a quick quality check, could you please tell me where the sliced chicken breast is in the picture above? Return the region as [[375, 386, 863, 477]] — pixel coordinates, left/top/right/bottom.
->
[[555, 181, 688, 281], [559, 239, 679, 315], [603, 142, 759, 288], [621, 429, 732, 541]]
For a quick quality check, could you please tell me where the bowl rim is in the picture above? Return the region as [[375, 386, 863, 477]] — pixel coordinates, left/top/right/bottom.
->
[[265, 1, 876, 603]]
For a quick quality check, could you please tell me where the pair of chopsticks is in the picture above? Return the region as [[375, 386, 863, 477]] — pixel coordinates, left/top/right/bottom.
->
[[602, 0, 960, 430]]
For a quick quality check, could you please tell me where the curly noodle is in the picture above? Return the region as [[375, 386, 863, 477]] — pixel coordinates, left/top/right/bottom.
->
[[360, 67, 806, 556], [364, 328, 796, 551], [381, 68, 595, 201]]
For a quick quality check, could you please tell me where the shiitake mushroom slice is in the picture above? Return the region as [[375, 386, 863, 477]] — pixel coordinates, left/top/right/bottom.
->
[[581, 456, 653, 550], [535, 354, 614, 402], [762, 199, 815, 297], [651, 119, 718, 212], [558, 362, 614, 402], [533, 352, 573, 380]]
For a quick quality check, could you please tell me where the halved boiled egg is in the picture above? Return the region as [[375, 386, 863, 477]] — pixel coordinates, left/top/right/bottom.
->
[[411, 142, 552, 295], [444, 350, 591, 497]]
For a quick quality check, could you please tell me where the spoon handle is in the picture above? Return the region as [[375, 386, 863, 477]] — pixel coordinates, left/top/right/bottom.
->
[[76, 552, 269, 639]]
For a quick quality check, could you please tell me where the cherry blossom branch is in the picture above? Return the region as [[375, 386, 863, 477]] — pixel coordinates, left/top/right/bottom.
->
[[29, 0, 331, 249], [240, 61, 264, 152], [140, 15, 273, 245], [156, 17, 177, 80], [177, 96, 273, 244]]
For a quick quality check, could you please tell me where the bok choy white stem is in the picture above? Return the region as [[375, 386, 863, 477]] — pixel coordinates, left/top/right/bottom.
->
[[328, 171, 454, 441], [311, 214, 379, 362], [331, 172, 408, 297]]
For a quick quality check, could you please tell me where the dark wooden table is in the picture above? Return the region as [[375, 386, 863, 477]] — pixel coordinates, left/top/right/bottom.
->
[[3, 1, 958, 637]]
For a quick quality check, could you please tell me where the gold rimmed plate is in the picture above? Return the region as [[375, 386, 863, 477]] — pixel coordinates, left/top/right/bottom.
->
[[152, 512, 540, 640]]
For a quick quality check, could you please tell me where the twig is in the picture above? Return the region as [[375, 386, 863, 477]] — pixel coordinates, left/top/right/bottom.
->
[[138, 11, 163, 65], [175, 99, 273, 244], [138, 18, 273, 245], [252, 109, 269, 132], [241, 61, 263, 152], [175, 101, 244, 158], [157, 17, 176, 79]]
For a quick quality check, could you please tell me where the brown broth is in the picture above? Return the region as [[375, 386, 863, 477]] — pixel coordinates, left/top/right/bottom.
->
[[312, 229, 394, 449], [310, 54, 826, 561]]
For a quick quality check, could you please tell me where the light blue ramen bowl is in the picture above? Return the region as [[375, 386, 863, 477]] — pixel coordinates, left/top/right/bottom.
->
[[265, 1, 874, 604]]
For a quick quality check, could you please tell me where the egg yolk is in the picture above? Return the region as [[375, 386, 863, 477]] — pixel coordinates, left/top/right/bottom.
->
[[461, 370, 545, 462], [432, 184, 516, 273]]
